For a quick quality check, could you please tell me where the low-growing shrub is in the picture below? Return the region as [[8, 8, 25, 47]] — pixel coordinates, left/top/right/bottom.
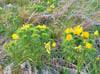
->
[[26, 0, 59, 13], [61, 25, 99, 73], [4, 24, 56, 67]]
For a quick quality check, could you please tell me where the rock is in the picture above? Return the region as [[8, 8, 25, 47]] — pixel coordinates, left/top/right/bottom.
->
[[67, 68, 87, 74], [41, 65, 59, 74], [21, 61, 31, 74], [4, 5, 16, 9], [34, 66, 38, 74], [0, 36, 8, 65], [4, 63, 14, 74], [4, 61, 32, 74]]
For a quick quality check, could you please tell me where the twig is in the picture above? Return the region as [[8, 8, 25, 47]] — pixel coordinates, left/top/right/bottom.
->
[[0, 65, 4, 74], [0, 50, 4, 54], [0, 54, 8, 60], [26, 11, 39, 24]]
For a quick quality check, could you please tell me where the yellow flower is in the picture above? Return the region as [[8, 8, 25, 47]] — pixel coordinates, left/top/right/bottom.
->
[[47, 8, 52, 12], [65, 28, 73, 33], [70, 28, 74, 32], [74, 26, 83, 36], [37, 25, 46, 29], [0, 7, 2, 10], [98, 19, 100, 21], [74, 30, 80, 35], [50, 5, 55, 8], [44, 42, 51, 54], [94, 30, 99, 36], [37, 25, 41, 28], [74, 45, 81, 50], [41, 25, 46, 29], [52, 42, 56, 47], [86, 43, 92, 49], [66, 34, 72, 41], [9, 3, 12, 6], [21, 24, 30, 29], [81, 32, 89, 39], [27, 24, 30, 26], [83, 39, 86, 43], [47, 0, 50, 4], [44, 42, 50, 50], [53, 0, 55, 1], [12, 34, 19, 40], [33, 3, 36, 6], [65, 28, 70, 33], [96, 57, 100, 61]]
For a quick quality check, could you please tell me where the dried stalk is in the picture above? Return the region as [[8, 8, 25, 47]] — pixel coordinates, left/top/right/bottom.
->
[[0, 54, 8, 60], [0, 50, 4, 55], [0, 65, 4, 74]]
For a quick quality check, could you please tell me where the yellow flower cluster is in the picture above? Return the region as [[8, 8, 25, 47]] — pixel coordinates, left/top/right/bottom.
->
[[65, 25, 83, 35], [65, 25, 97, 49], [37, 25, 46, 29], [47, 4, 55, 11], [73, 26, 83, 36], [12, 34, 19, 40], [21, 24, 30, 30], [65, 28, 73, 33], [74, 41, 92, 50], [65, 26, 82, 41], [65, 25, 91, 40], [46, 0, 55, 12]]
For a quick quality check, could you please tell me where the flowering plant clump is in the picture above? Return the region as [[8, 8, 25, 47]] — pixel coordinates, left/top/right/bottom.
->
[[26, 0, 59, 13], [4, 24, 56, 66], [61, 25, 98, 72]]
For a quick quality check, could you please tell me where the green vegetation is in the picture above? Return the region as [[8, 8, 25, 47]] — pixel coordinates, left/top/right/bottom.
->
[[0, 0, 100, 73]]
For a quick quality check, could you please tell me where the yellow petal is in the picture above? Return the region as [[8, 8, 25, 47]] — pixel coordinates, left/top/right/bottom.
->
[[47, 8, 52, 12], [86, 43, 92, 49], [46, 50, 50, 54], [96, 57, 100, 61], [94, 30, 99, 36], [0, 7, 2, 10], [9, 3, 12, 6], [66, 34, 72, 41], [47, 1, 50, 4], [81, 32, 89, 39], [50, 5, 55, 8]]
